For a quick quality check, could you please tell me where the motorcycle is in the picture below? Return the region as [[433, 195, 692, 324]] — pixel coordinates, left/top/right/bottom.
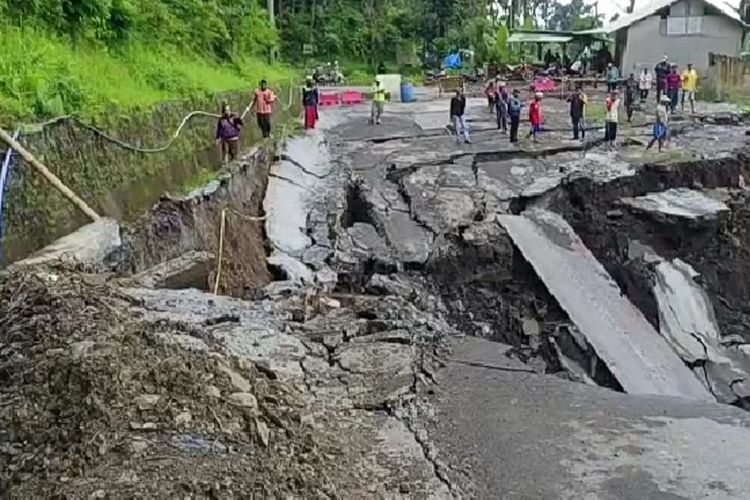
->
[[313, 63, 345, 86]]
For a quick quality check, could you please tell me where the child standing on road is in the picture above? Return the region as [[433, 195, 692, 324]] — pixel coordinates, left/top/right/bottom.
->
[[527, 92, 544, 142], [604, 90, 620, 147], [647, 96, 671, 152], [508, 89, 523, 143]]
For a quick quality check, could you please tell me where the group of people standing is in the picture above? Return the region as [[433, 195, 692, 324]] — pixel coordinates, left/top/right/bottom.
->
[[635, 56, 699, 114], [215, 79, 277, 164], [475, 80, 526, 143]]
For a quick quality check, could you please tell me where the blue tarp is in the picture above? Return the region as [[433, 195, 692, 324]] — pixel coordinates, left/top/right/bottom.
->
[[442, 53, 462, 69]]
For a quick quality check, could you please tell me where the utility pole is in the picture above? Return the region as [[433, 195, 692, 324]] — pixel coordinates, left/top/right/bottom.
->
[[267, 0, 277, 64]]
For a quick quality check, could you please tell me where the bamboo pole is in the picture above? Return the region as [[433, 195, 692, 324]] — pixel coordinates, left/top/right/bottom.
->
[[0, 126, 100, 222]]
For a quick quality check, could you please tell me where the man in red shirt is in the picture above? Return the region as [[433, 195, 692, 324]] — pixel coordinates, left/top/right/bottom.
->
[[528, 92, 544, 142], [665, 66, 681, 114], [251, 79, 277, 138]]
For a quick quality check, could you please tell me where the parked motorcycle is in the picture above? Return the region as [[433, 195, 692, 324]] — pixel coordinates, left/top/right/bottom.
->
[[312, 62, 345, 86]]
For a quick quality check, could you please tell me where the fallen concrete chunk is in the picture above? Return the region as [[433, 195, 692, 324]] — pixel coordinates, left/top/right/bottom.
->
[[381, 211, 434, 264], [497, 209, 712, 401], [621, 188, 729, 220], [11, 218, 120, 269], [652, 257, 750, 404], [128, 251, 213, 289]]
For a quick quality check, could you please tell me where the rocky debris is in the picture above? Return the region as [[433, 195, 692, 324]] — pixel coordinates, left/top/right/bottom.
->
[[0, 269, 340, 498]]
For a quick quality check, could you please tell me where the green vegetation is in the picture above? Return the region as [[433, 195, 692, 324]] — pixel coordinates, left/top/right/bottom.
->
[[0, 0, 294, 123], [0, 0, 605, 122], [279, 0, 602, 70]]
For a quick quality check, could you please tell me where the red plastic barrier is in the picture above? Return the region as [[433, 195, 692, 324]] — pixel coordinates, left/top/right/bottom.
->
[[319, 92, 340, 106], [341, 90, 364, 105], [529, 77, 557, 93]]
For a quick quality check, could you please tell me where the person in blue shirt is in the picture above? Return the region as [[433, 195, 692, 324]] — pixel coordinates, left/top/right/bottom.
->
[[606, 63, 620, 92], [507, 89, 524, 143]]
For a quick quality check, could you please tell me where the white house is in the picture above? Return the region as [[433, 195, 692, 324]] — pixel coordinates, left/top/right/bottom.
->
[[601, 0, 748, 73]]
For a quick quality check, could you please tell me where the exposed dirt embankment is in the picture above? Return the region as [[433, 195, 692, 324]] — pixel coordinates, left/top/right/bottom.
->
[[111, 149, 273, 297]]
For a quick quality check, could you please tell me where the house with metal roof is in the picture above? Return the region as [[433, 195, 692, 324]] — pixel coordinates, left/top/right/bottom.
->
[[599, 0, 748, 73]]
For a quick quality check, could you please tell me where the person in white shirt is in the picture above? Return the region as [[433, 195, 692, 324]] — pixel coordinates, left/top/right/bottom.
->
[[639, 68, 653, 103], [604, 90, 620, 147]]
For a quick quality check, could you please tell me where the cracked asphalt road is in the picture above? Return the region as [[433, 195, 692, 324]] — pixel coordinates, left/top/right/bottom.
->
[[314, 93, 750, 498], [14, 89, 750, 498]]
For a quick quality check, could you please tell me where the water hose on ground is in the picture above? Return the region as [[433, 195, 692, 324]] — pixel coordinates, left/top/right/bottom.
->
[[0, 81, 298, 251]]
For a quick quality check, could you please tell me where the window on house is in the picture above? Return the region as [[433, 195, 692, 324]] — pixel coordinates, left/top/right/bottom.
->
[[666, 15, 703, 35]]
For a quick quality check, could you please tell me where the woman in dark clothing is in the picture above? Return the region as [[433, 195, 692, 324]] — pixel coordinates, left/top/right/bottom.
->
[[215, 102, 243, 164], [302, 77, 319, 130]]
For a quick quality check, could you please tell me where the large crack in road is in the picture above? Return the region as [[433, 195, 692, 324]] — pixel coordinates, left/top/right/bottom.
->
[[7, 93, 750, 497]]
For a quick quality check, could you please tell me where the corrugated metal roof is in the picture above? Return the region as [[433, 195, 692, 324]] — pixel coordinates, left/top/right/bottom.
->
[[601, 0, 746, 34], [507, 33, 574, 43]]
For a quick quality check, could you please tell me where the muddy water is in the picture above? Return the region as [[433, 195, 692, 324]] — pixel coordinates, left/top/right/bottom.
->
[[97, 143, 219, 223]]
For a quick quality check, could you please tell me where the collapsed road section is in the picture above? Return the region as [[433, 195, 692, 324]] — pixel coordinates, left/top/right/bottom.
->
[[5, 93, 750, 497], [497, 208, 712, 400]]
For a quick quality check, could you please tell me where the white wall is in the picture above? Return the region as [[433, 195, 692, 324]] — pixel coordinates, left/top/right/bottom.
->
[[621, 14, 744, 74]]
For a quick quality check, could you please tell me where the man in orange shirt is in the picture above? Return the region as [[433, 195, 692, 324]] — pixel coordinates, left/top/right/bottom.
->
[[251, 79, 277, 138]]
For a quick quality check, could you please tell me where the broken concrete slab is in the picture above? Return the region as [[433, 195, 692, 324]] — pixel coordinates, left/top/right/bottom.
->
[[11, 218, 120, 269], [381, 210, 434, 264], [127, 250, 213, 289], [652, 257, 750, 403], [621, 187, 730, 220], [497, 208, 712, 401]]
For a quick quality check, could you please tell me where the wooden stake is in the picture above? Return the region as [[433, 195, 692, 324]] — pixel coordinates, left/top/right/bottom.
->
[[0, 126, 100, 222]]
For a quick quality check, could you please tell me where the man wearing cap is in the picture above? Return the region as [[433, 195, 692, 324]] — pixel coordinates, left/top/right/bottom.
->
[[654, 55, 670, 103], [508, 89, 524, 143], [681, 63, 698, 114]]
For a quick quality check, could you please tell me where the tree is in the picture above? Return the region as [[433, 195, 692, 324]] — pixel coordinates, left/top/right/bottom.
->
[[547, 0, 601, 31]]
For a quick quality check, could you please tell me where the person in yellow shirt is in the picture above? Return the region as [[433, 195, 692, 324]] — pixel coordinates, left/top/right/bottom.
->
[[681, 63, 698, 114], [370, 79, 386, 125]]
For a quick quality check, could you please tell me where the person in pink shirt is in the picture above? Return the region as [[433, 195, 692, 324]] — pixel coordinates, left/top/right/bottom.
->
[[665, 66, 681, 114], [251, 79, 277, 138], [527, 92, 544, 142]]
